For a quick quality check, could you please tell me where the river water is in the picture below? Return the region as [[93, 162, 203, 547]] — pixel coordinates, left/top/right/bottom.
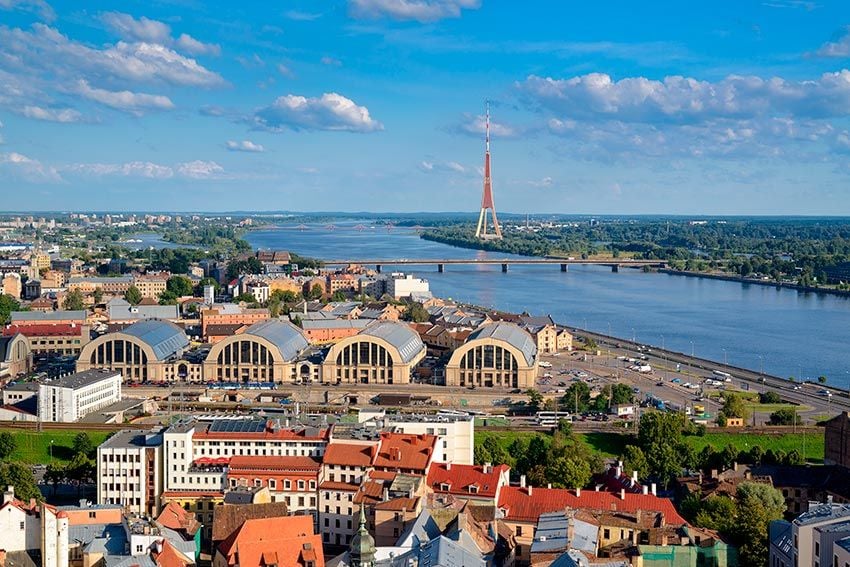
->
[[243, 222, 850, 387]]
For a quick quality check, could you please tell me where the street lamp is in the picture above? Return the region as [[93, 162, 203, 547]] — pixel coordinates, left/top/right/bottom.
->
[[723, 349, 728, 367], [49, 439, 54, 463], [690, 341, 695, 357], [631, 328, 636, 345]]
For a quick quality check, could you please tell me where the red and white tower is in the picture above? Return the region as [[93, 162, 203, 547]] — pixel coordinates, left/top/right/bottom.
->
[[475, 101, 502, 240]]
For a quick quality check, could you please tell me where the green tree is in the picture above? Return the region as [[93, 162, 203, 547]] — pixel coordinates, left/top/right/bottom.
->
[[818, 375, 827, 384], [562, 382, 591, 413], [197, 277, 221, 293], [759, 391, 781, 404], [72, 432, 94, 457], [609, 383, 634, 405], [0, 294, 22, 325], [44, 462, 66, 496], [0, 462, 42, 502], [92, 287, 103, 304], [583, 337, 598, 351], [719, 392, 749, 421], [331, 290, 347, 302], [734, 482, 785, 567], [681, 494, 736, 533], [403, 303, 430, 323], [621, 445, 650, 479], [547, 455, 592, 489], [0, 431, 17, 460], [308, 284, 324, 300], [158, 290, 179, 305], [63, 288, 85, 311], [124, 285, 143, 305], [481, 436, 512, 467], [166, 275, 194, 297], [234, 293, 258, 304], [473, 443, 492, 465], [526, 389, 544, 412], [768, 408, 801, 426]]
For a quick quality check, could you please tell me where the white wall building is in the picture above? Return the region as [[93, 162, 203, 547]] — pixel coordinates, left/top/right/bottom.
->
[[385, 413, 474, 465], [387, 274, 429, 299], [96, 430, 164, 516], [38, 369, 122, 423], [0, 486, 68, 567]]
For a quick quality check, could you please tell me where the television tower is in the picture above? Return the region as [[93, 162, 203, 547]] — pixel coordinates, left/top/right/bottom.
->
[[475, 101, 503, 240]]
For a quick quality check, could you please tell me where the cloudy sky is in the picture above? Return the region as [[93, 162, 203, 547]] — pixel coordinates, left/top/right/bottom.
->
[[2, 0, 850, 214]]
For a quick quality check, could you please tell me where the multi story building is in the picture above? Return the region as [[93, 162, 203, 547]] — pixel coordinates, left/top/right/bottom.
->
[[382, 412, 474, 465], [2, 322, 91, 356], [38, 369, 122, 423], [445, 321, 539, 389], [132, 272, 170, 299], [68, 275, 133, 296], [97, 429, 165, 516], [300, 319, 371, 344], [243, 280, 270, 304], [226, 455, 320, 520], [770, 500, 850, 567], [11, 310, 87, 327], [328, 274, 359, 294], [1, 272, 22, 299], [200, 305, 269, 341], [427, 462, 510, 506], [387, 274, 429, 299], [0, 486, 68, 567]]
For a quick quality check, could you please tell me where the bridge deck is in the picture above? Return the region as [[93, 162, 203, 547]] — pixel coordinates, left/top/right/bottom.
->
[[322, 258, 663, 265]]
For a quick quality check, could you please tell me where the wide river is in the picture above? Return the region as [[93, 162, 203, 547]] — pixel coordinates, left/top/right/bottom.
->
[[246, 222, 850, 388]]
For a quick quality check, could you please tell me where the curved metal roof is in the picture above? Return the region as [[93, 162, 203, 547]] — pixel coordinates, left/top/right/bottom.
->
[[467, 322, 537, 366], [360, 321, 425, 364], [244, 319, 309, 362], [121, 319, 189, 361]]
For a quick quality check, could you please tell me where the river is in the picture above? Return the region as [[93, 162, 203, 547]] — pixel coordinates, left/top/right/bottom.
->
[[243, 222, 850, 388]]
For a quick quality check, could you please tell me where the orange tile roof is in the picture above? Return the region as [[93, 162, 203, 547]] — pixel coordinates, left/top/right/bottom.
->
[[497, 486, 686, 524], [156, 501, 201, 537], [374, 496, 419, 511], [319, 481, 359, 492], [152, 539, 193, 567], [217, 516, 324, 567], [427, 463, 509, 499], [2, 324, 82, 337], [373, 432, 436, 473], [322, 441, 377, 467]]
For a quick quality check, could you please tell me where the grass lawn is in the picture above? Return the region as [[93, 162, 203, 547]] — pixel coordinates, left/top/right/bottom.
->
[[1, 429, 110, 464], [684, 432, 824, 463], [476, 430, 627, 459]]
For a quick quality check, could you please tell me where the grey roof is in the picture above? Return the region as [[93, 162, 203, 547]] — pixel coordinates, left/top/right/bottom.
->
[[396, 510, 443, 547], [70, 523, 127, 556], [795, 502, 850, 526], [361, 321, 425, 364], [3, 382, 39, 392], [0, 335, 15, 361], [100, 429, 163, 450], [244, 319, 308, 361], [531, 511, 597, 556], [300, 319, 371, 330], [769, 520, 793, 559], [42, 369, 120, 391], [106, 555, 157, 567], [394, 535, 485, 567], [108, 301, 179, 322], [11, 310, 86, 322], [836, 536, 850, 554], [467, 322, 537, 366], [121, 319, 189, 361]]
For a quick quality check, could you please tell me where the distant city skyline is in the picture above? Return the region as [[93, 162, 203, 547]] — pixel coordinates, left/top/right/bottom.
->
[[2, 1, 850, 214]]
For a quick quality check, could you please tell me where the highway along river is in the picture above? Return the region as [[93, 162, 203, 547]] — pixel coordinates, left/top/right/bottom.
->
[[246, 222, 850, 389]]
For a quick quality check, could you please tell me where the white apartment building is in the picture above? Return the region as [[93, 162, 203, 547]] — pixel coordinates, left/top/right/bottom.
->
[[358, 409, 475, 465], [38, 369, 122, 423], [244, 280, 270, 304], [161, 418, 330, 494], [770, 500, 850, 567], [387, 274, 429, 299], [96, 430, 164, 516], [0, 487, 68, 567]]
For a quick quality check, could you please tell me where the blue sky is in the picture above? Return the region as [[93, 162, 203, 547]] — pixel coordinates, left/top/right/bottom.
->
[[2, 0, 850, 214]]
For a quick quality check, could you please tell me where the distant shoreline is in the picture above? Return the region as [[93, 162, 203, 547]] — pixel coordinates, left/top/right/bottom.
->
[[658, 269, 850, 299]]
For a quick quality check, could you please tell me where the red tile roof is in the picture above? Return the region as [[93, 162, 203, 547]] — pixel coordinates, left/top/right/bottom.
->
[[322, 441, 377, 467], [217, 516, 324, 567], [374, 496, 419, 512], [2, 324, 82, 337], [227, 455, 321, 473], [373, 432, 436, 473], [497, 486, 686, 524], [152, 538, 193, 567], [427, 463, 509, 499]]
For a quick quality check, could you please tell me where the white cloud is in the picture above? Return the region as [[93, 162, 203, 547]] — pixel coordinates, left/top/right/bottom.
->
[[176, 33, 221, 57], [253, 93, 383, 133], [226, 140, 265, 153], [517, 71, 850, 123], [177, 160, 224, 179], [0, 151, 62, 182], [0, 24, 226, 88], [68, 159, 225, 179], [284, 10, 322, 21], [456, 113, 519, 138], [21, 105, 82, 122], [76, 80, 174, 113], [348, 0, 480, 22], [0, 0, 55, 21], [321, 56, 342, 66], [816, 27, 850, 58], [276, 63, 295, 78], [100, 12, 170, 43], [419, 160, 468, 173], [527, 176, 553, 187], [101, 12, 221, 57]]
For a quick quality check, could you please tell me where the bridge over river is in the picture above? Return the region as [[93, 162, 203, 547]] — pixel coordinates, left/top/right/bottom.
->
[[322, 258, 667, 273]]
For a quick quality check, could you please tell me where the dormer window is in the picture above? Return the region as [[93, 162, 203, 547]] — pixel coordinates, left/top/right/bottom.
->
[[468, 485, 479, 494], [440, 483, 451, 491]]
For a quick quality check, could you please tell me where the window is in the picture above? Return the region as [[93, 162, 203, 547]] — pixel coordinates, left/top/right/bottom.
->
[[603, 529, 610, 539], [19, 522, 24, 530], [516, 526, 522, 537]]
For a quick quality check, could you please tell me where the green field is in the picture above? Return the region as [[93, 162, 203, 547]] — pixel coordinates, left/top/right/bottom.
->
[[0, 429, 111, 464], [475, 429, 824, 463]]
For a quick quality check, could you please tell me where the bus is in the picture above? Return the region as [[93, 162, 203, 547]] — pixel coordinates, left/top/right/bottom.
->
[[536, 411, 572, 426], [712, 370, 733, 381]]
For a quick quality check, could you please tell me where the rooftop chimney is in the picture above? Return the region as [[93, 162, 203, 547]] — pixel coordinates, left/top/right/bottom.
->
[[3, 486, 13, 505], [528, 486, 533, 496], [614, 465, 622, 478], [576, 488, 581, 497], [632, 470, 638, 483], [446, 462, 451, 471], [484, 462, 492, 474], [547, 483, 552, 489], [520, 475, 526, 488], [651, 483, 657, 496], [642, 485, 648, 495], [383, 488, 390, 502], [620, 488, 626, 500]]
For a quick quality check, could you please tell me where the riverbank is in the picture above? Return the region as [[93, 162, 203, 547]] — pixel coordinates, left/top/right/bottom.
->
[[659, 268, 850, 299]]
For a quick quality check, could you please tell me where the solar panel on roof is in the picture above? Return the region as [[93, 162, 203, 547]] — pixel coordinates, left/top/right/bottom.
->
[[209, 419, 266, 433]]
